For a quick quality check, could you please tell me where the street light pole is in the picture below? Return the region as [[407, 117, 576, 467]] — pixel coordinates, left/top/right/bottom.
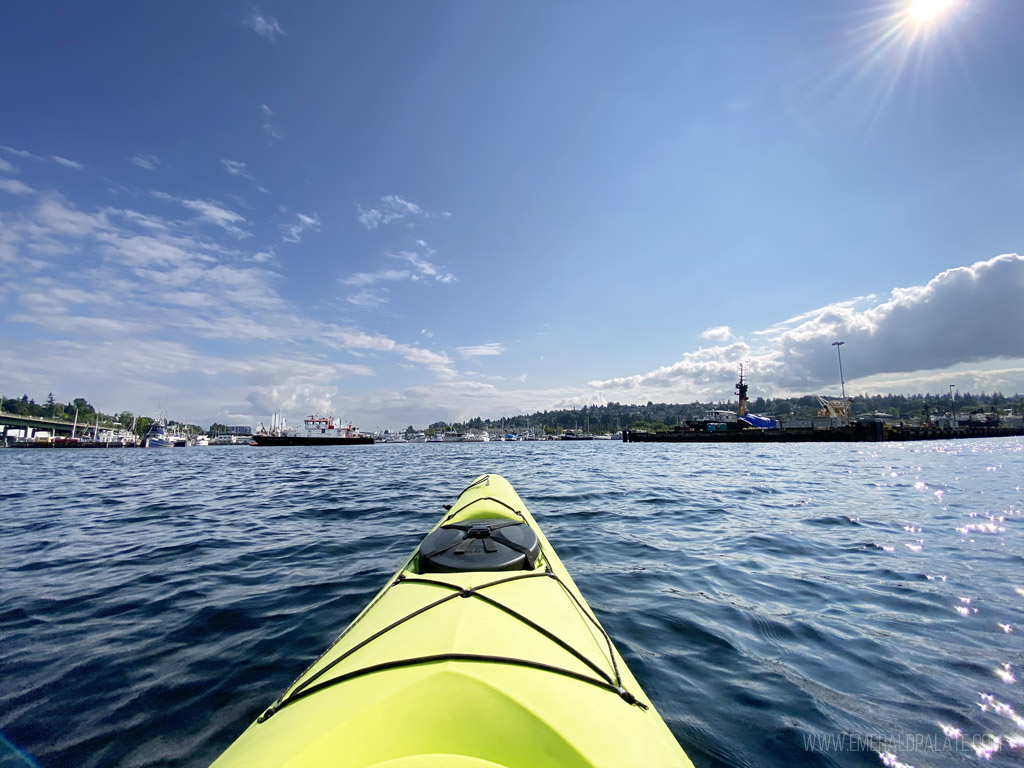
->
[[831, 341, 846, 400]]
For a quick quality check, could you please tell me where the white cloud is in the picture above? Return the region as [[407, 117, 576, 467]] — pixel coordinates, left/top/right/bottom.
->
[[0, 158, 18, 174], [1, 145, 44, 161], [130, 153, 160, 171], [251, 247, 276, 263], [111, 209, 170, 232], [0, 189, 478, 427], [260, 104, 282, 141], [347, 289, 390, 309], [343, 269, 410, 287], [394, 344, 456, 379], [281, 212, 321, 243], [588, 254, 1024, 403], [335, 379, 597, 426], [341, 247, 456, 293], [356, 195, 427, 229], [245, 9, 285, 41], [396, 250, 456, 283], [701, 325, 732, 342], [220, 159, 249, 177], [152, 191, 250, 238], [51, 155, 84, 171], [0, 178, 33, 195], [34, 195, 110, 236], [458, 343, 506, 358]]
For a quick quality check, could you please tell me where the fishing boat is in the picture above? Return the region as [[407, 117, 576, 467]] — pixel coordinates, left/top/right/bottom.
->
[[251, 415, 374, 446], [212, 474, 693, 767], [142, 419, 187, 448]]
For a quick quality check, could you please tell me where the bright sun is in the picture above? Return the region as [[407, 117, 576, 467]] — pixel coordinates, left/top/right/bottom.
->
[[909, 0, 955, 22]]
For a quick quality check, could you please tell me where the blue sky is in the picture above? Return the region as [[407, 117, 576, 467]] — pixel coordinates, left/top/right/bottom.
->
[[1, 1, 1022, 429]]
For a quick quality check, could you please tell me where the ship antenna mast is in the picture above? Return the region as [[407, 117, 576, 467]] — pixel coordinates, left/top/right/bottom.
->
[[736, 364, 749, 418]]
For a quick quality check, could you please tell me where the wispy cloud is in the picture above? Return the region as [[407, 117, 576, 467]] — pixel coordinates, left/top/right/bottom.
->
[[281, 212, 321, 243], [0, 178, 34, 195], [1, 145, 45, 161], [245, 8, 285, 41], [130, 153, 160, 171], [0, 158, 16, 174], [220, 158, 251, 178], [396, 250, 456, 283], [152, 191, 250, 238], [356, 195, 427, 229], [347, 289, 391, 309], [343, 269, 411, 287], [261, 104, 282, 142], [340, 246, 456, 293], [458, 343, 506, 358], [51, 155, 85, 171], [1, 184, 478, 427]]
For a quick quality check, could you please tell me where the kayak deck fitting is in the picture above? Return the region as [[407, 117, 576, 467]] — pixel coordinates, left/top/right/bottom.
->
[[213, 474, 693, 767]]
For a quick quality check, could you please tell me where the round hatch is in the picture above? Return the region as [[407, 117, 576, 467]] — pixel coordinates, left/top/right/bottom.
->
[[419, 518, 540, 573]]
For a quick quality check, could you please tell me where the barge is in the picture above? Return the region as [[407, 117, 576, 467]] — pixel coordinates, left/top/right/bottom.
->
[[624, 368, 1024, 443]]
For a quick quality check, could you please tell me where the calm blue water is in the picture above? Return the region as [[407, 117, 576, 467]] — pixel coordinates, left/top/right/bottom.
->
[[2, 440, 1022, 768]]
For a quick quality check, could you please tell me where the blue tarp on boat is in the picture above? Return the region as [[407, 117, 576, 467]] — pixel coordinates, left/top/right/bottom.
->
[[741, 414, 779, 429]]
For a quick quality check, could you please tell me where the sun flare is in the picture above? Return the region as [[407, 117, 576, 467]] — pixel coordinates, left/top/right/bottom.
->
[[909, 0, 955, 23]]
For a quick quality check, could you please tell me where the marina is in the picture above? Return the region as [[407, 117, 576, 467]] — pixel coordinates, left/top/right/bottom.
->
[[3, 365, 1022, 450]]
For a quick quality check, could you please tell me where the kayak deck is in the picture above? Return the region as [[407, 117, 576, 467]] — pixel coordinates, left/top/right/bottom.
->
[[213, 474, 693, 768]]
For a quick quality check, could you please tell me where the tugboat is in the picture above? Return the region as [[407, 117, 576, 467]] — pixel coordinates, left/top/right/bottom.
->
[[251, 415, 374, 446]]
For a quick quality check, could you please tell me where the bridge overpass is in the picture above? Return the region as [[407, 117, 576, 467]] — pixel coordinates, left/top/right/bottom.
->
[[0, 411, 113, 438]]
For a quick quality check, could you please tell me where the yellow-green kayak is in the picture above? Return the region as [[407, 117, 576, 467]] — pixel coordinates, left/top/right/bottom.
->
[[213, 474, 693, 767]]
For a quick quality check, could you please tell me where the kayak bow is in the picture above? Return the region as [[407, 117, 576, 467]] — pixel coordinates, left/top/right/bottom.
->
[[213, 474, 693, 767]]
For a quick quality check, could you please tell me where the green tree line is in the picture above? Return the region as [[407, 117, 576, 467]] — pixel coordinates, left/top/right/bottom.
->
[[0, 394, 204, 436], [428, 390, 1023, 435], [5, 389, 1021, 438]]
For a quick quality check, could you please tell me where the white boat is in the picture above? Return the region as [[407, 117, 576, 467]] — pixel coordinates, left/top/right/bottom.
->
[[251, 415, 374, 446], [94, 427, 140, 447], [143, 420, 188, 448], [192, 434, 210, 446]]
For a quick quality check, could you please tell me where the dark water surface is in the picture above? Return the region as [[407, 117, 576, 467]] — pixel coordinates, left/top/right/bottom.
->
[[2, 440, 1022, 767]]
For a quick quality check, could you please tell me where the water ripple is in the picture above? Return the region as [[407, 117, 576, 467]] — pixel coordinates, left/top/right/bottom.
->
[[1, 439, 1022, 767]]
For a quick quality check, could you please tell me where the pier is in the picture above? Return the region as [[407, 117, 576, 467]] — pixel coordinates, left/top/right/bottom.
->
[[623, 423, 1024, 443]]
